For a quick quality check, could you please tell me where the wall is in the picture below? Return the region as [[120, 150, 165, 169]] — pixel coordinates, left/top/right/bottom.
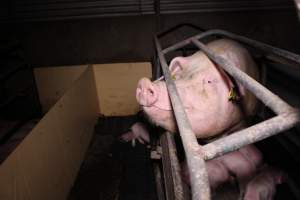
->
[[93, 62, 152, 116], [34, 65, 88, 113], [1, 10, 300, 67], [0, 66, 99, 200]]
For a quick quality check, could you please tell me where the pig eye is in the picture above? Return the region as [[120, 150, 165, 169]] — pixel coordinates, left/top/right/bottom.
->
[[148, 88, 154, 95], [207, 80, 212, 83]]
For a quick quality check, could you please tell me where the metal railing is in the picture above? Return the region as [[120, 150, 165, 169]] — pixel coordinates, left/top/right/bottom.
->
[[154, 29, 300, 200]]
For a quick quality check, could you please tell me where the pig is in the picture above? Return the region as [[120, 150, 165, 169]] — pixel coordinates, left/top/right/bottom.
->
[[181, 144, 263, 193], [120, 122, 150, 146], [136, 39, 259, 138], [243, 166, 286, 200]]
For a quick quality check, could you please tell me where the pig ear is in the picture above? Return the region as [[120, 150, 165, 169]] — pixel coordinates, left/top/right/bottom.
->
[[169, 57, 187, 77]]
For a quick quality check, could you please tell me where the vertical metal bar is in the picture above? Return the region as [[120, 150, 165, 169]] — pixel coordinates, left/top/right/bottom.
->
[[160, 133, 176, 200], [153, 163, 166, 200], [191, 39, 293, 115], [160, 132, 185, 200], [155, 37, 210, 200], [166, 132, 185, 200]]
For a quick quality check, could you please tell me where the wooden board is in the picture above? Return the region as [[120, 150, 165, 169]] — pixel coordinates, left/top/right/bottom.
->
[[93, 63, 152, 116], [0, 66, 99, 200], [34, 65, 88, 113]]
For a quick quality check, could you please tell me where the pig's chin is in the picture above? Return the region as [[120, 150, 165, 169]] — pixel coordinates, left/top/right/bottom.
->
[[142, 105, 176, 133]]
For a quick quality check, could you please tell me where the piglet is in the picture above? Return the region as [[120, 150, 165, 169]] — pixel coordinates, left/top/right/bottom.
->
[[120, 122, 150, 146], [181, 144, 263, 191], [243, 166, 286, 200]]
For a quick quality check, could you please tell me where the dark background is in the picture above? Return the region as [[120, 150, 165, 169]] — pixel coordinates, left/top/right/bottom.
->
[[1, 0, 300, 198]]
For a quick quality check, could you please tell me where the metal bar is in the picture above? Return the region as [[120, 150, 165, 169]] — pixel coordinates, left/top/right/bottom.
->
[[160, 133, 176, 200], [157, 28, 300, 200], [162, 29, 300, 69], [191, 39, 293, 115], [203, 110, 300, 160], [153, 163, 166, 200], [166, 132, 185, 200], [190, 38, 300, 160], [155, 36, 210, 200], [160, 132, 185, 200]]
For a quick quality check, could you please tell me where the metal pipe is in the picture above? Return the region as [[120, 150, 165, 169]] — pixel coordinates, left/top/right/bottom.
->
[[166, 132, 186, 200], [203, 110, 300, 160], [162, 29, 300, 68], [156, 28, 300, 200], [153, 163, 166, 200], [160, 132, 185, 200], [191, 39, 293, 115], [155, 36, 210, 200]]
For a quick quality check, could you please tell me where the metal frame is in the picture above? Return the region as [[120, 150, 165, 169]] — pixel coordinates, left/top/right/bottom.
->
[[154, 29, 300, 200]]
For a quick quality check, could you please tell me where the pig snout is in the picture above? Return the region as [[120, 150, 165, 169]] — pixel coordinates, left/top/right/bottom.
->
[[136, 78, 158, 107]]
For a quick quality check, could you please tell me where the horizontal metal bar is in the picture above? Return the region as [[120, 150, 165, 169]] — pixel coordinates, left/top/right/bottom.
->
[[155, 36, 210, 200], [158, 28, 300, 200], [191, 39, 293, 115], [162, 29, 300, 68], [203, 110, 300, 160]]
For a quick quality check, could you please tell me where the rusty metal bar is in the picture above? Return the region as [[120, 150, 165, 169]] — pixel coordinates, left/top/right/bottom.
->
[[155, 36, 211, 200], [153, 163, 166, 200], [191, 39, 293, 115], [162, 29, 300, 68], [160, 132, 186, 200], [190, 38, 300, 159], [156, 29, 300, 200], [203, 110, 300, 160]]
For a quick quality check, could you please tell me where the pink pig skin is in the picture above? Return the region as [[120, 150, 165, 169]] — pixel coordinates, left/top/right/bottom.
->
[[243, 166, 285, 200], [120, 122, 150, 144], [136, 39, 259, 138], [181, 144, 263, 191]]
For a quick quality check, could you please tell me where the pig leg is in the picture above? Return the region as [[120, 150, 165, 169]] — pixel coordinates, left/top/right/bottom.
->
[[243, 166, 285, 200]]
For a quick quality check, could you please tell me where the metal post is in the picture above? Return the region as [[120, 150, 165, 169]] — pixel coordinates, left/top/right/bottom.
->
[[155, 29, 300, 200], [203, 111, 300, 160], [191, 39, 293, 115], [190, 38, 300, 160], [155, 37, 211, 200], [162, 29, 300, 69]]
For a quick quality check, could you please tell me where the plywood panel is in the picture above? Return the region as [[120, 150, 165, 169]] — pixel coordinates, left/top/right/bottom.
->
[[34, 65, 88, 113], [0, 66, 99, 200], [93, 62, 152, 116]]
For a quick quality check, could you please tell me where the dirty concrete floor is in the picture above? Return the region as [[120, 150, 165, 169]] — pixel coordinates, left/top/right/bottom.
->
[[68, 116, 157, 200]]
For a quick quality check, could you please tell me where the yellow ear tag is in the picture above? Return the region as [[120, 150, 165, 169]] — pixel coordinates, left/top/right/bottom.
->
[[171, 74, 176, 80], [228, 87, 237, 101]]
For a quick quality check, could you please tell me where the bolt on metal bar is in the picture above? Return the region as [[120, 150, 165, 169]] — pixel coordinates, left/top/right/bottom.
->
[[191, 39, 293, 115], [155, 36, 211, 200], [162, 29, 300, 68], [203, 110, 300, 160]]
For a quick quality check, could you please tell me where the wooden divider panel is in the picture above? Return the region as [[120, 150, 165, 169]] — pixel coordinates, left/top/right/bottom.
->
[[93, 62, 152, 116], [34, 65, 88, 113], [0, 66, 99, 200]]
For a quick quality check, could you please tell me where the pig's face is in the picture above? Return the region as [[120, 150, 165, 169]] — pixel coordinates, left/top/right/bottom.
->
[[136, 39, 258, 138]]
